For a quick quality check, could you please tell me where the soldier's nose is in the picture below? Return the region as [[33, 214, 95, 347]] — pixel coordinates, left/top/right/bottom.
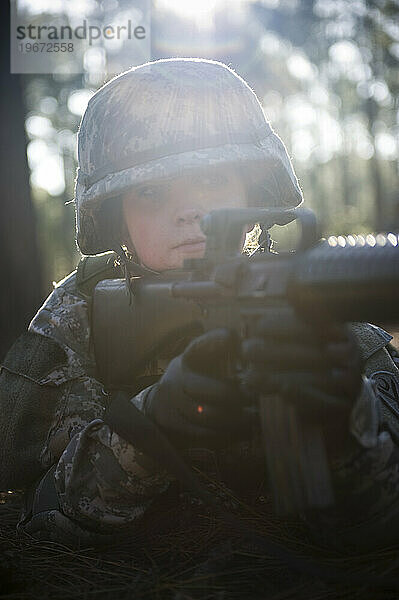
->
[[175, 207, 204, 225]]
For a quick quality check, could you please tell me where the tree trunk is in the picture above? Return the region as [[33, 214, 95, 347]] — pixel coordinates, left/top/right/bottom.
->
[[0, 3, 43, 360]]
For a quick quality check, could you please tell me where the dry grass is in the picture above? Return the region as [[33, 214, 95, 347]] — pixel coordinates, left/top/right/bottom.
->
[[1, 484, 399, 600]]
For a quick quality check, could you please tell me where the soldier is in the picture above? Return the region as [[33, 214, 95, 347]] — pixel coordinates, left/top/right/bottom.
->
[[1, 58, 399, 552]]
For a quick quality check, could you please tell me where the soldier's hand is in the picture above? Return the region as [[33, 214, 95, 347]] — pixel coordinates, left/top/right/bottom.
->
[[144, 329, 255, 449], [241, 315, 363, 428]]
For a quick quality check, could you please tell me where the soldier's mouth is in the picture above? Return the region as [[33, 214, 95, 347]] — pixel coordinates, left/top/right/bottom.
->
[[173, 238, 206, 253]]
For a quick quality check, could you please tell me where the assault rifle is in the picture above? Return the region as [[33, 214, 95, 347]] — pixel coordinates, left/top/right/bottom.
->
[[93, 207, 399, 514]]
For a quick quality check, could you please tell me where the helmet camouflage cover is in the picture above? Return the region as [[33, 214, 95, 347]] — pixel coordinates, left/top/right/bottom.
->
[[75, 57, 303, 255]]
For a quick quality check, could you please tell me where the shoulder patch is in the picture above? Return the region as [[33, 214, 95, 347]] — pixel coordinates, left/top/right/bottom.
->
[[370, 370, 399, 419]]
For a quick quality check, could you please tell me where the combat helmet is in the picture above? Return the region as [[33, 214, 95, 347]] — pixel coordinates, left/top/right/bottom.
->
[[75, 57, 303, 255]]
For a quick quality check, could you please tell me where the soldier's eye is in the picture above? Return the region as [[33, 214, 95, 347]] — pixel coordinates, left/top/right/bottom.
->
[[137, 185, 161, 200]]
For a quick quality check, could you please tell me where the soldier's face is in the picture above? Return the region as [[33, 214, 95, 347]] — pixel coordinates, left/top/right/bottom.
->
[[122, 166, 248, 271]]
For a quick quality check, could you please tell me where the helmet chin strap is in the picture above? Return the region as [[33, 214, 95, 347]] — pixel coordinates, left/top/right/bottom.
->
[[113, 235, 161, 301]]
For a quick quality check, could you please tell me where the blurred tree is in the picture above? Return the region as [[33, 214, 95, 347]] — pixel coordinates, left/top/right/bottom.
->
[[0, 1, 43, 360], [23, 72, 83, 290], [251, 0, 399, 232]]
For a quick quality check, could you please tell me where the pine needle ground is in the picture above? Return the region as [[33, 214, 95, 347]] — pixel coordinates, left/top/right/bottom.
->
[[0, 483, 398, 600]]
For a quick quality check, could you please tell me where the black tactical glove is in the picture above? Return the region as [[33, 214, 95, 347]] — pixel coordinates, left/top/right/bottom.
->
[[144, 328, 256, 450], [241, 314, 363, 436]]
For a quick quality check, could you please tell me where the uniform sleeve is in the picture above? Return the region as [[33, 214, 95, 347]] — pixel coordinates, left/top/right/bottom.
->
[[17, 273, 174, 543], [51, 380, 173, 534], [305, 345, 399, 551]]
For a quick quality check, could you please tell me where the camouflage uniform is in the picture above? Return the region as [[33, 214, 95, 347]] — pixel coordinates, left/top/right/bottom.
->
[[10, 267, 173, 545], [1, 58, 399, 550]]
